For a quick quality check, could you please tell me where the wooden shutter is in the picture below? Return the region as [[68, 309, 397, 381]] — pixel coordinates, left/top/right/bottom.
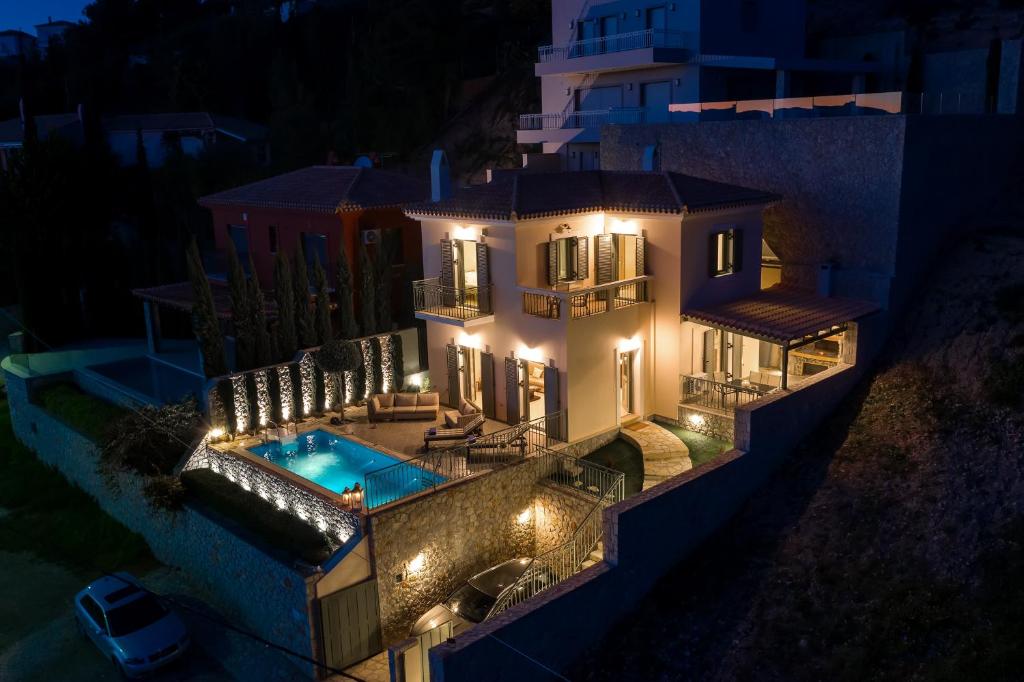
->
[[440, 239, 454, 288], [730, 333, 743, 382], [702, 329, 716, 373], [708, 233, 719, 277], [731, 229, 744, 273], [635, 235, 646, 276], [543, 365, 562, 441], [547, 240, 558, 286], [480, 351, 496, 419], [504, 356, 521, 424], [595, 234, 615, 284], [575, 236, 589, 280], [475, 243, 491, 313], [445, 344, 460, 407]]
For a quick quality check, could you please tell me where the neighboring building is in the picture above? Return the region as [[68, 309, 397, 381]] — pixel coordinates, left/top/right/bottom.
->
[[0, 110, 271, 170], [0, 29, 35, 60], [518, 0, 875, 169], [199, 165, 428, 328], [405, 156, 877, 443], [34, 19, 74, 56]]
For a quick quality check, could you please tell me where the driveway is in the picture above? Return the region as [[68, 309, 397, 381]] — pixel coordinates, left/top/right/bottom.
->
[[0, 551, 298, 681]]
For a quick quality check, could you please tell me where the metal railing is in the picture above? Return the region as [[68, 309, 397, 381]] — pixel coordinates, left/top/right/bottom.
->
[[679, 374, 775, 411], [538, 28, 694, 62], [521, 276, 651, 320], [518, 107, 646, 130], [486, 459, 625, 618], [413, 278, 492, 320], [363, 412, 566, 510]]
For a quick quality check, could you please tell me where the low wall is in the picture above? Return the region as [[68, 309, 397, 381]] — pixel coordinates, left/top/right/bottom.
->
[[3, 370, 318, 678], [428, 315, 887, 680]]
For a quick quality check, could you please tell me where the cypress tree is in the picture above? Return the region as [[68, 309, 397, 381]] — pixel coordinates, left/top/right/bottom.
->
[[370, 336, 384, 395], [273, 251, 298, 360], [186, 239, 227, 377], [226, 239, 254, 370], [359, 243, 377, 335], [375, 234, 395, 333], [293, 238, 316, 348], [335, 237, 359, 339], [313, 256, 333, 345], [351, 340, 366, 402], [389, 333, 404, 392], [248, 253, 273, 368]]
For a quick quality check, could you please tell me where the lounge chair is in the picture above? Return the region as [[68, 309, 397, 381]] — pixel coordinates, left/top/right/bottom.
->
[[467, 421, 531, 457], [423, 414, 485, 449]]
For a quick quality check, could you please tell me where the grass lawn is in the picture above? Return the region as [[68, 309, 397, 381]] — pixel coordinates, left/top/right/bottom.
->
[[0, 399, 156, 577], [181, 469, 333, 565], [655, 421, 732, 468], [35, 382, 127, 443], [582, 438, 645, 497]]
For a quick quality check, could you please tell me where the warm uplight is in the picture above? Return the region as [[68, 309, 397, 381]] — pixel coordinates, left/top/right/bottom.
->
[[517, 508, 532, 525], [209, 427, 225, 439], [457, 331, 480, 349], [609, 218, 638, 234], [517, 345, 542, 363], [688, 413, 705, 428], [620, 336, 641, 353], [408, 552, 426, 575], [407, 373, 423, 388], [452, 225, 478, 241]]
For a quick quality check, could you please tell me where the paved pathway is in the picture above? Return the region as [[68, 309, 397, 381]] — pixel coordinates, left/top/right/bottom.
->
[[338, 651, 389, 682], [620, 421, 692, 491]]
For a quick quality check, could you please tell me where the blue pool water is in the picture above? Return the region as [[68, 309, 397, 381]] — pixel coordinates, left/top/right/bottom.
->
[[248, 430, 445, 505], [88, 356, 205, 405]]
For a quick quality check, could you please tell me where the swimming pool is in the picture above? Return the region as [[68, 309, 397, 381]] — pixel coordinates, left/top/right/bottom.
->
[[87, 356, 206, 405], [248, 430, 445, 505]]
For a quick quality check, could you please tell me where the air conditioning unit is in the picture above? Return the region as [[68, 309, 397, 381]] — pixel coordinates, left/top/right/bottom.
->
[[361, 229, 381, 245]]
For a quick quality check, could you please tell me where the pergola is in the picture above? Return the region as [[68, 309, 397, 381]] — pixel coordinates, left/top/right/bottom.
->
[[682, 285, 880, 389], [132, 279, 278, 354]]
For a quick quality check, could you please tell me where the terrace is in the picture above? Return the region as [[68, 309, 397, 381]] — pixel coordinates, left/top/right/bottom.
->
[[520, 276, 650, 320]]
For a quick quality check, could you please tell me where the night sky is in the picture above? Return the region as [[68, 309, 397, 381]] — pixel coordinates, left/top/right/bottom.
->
[[0, 0, 90, 33]]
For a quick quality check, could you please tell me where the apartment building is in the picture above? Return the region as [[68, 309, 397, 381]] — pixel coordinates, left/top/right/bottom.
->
[[519, 0, 872, 170], [407, 155, 878, 444]]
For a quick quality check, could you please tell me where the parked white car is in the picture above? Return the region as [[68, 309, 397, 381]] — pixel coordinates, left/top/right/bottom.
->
[[74, 573, 190, 678]]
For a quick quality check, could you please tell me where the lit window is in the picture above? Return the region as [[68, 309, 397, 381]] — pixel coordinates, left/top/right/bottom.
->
[[709, 229, 743, 277]]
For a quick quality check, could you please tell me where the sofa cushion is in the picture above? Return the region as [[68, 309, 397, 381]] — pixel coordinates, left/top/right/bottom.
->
[[394, 405, 417, 414], [370, 396, 382, 411], [415, 405, 436, 415], [395, 393, 418, 407], [377, 393, 395, 408], [376, 407, 394, 418], [459, 398, 477, 416], [417, 393, 439, 407]]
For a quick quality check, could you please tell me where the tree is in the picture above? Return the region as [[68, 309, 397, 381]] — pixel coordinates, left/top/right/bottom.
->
[[226, 238, 254, 370], [313, 256, 333, 345], [389, 333, 404, 392], [186, 239, 227, 377], [273, 251, 298, 361], [292, 238, 316, 348], [375, 232, 396, 333], [369, 336, 384, 395], [335, 237, 359, 339], [248, 253, 273, 368], [315, 338, 362, 419], [359, 243, 377, 335], [351, 341, 367, 403]]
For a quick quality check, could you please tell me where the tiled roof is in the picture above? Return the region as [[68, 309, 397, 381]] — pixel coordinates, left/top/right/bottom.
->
[[0, 113, 80, 146], [199, 166, 428, 214], [104, 112, 218, 132], [683, 285, 880, 344], [133, 279, 277, 320], [404, 170, 779, 220]]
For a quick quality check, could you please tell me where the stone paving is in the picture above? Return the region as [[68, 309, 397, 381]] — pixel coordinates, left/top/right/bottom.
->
[[337, 651, 390, 682], [620, 421, 693, 491]]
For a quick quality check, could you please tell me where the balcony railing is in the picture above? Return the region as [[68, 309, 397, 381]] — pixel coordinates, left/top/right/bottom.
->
[[538, 28, 695, 62], [679, 373, 775, 411], [519, 106, 646, 131], [413, 277, 492, 321], [521, 276, 650, 320]]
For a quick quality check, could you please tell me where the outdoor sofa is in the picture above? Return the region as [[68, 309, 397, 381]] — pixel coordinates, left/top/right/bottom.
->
[[444, 398, 482, 429], [368, 392, 440, 422]]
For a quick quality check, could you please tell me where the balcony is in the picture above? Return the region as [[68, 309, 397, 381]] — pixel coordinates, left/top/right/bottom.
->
[[516, 107, 646, 145], [521, 276, 650, 321], [413, 278, 494, 327], [535, 29, 696, 76]]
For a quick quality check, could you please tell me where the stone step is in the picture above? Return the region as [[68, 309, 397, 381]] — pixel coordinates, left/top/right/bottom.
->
[[580, 559, 597, 570], [588, 549, 602, 563]]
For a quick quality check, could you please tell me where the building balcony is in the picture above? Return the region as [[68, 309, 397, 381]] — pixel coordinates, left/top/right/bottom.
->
[[520, 276, 650, 321], [516, 108, 646, 145], [535, 29, 696, 76], [413, 278, 494, 327]]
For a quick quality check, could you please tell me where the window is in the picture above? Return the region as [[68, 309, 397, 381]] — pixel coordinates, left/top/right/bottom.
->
[[548, 235, 588, 285], [709, 229, 743, 277], [80, 596, 107, 632], [268, 225, 278, 254]]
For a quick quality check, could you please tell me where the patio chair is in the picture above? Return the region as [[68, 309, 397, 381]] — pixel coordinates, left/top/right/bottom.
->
[[423, 414, 485, 450], [467, 420, 531, 460]]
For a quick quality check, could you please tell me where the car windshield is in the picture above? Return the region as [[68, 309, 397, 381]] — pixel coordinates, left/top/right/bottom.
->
[[445, 584, 495, 624], [106, 595, 168, 637]]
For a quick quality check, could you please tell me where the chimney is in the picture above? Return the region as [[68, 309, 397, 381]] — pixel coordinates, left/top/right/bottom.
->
[[430, 149, 452, 202], [641, 144, 660, 171]]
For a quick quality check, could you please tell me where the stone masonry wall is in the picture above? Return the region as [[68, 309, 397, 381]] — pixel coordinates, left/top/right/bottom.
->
[[533, 484, 597, 556], [3, 371, 318, 678]]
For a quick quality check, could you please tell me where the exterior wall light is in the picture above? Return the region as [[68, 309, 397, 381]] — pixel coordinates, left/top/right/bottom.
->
[[517, 508, 532, 525], [408, 553, 426, 576], [342, 486, 352, 508], [352, 483, 363, 511], [688, 413, 705, 428]]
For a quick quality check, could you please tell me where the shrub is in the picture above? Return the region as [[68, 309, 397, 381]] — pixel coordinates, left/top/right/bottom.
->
[[36, 383, 126, 443]]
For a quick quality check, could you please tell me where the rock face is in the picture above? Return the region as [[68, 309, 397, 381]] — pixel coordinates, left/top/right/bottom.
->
[[571, 230, 1024, 681]]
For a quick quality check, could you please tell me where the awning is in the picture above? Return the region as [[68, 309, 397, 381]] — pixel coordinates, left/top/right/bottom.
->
[[132, 279, 278, 320], [682, 285, 879, 345]]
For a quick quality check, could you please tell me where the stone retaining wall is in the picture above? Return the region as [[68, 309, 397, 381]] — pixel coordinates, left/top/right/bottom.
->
[[3, 370, 319, 678], [533, 484, 597, 556]]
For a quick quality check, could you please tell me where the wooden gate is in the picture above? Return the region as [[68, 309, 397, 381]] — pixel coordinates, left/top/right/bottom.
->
[[320, 578, 383, 671]]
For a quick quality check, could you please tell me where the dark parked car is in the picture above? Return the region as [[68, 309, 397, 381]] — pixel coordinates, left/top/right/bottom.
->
[[74, 573, 190, 678], [410, 558, 556, 636]]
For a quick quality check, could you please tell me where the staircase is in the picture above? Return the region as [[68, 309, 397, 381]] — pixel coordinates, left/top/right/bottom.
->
[[579, 539, 604, 570]]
